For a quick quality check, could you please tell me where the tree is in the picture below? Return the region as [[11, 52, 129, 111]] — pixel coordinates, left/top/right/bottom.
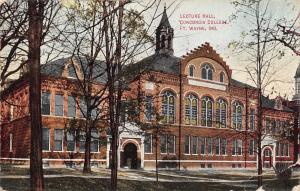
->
[[28, 0, 45, 190], [230, 0, 293, 187], [57, 1, 166, 187]]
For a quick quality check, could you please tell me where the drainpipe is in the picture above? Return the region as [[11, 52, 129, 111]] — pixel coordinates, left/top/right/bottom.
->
[[178, 60, 183, 171]]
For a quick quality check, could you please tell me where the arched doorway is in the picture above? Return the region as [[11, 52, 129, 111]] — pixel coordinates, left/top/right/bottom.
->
[[263, 147, 273, 168], [122, 143, 138, 169]]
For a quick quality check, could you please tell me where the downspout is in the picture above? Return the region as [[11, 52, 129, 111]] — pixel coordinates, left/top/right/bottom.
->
[[178, 60, 183, 170], [245, 86, 248, 168]]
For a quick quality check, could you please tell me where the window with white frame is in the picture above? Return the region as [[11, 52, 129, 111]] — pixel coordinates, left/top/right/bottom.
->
[[216, 99, 227, 128], [184, 136, 190, 154], [221, 138, 227, 155], [201, 97, 213, 127], [9, 133, 13, 152], [145, 96, 153, 122], [66, 130, 75, 152], [249, 109, 255, 131], [68, 95, 76, 118], [265, 118, 271, 134], [41, 92, 51, 115], [167, 135, 175, 154], [79, 131, 86, 152], [144, 133, 152, 153], [199, 137, 205, 154], [79, 97, 87, 118], [232, 139, 243, 156], [9, 105, 14, 120], [201, 64, 213, 80], [207, 137, 213, 154], [160, 134, 167, 154], [232, 101, 243, 130], [54, 129, 63, 151], [185, 94, 198, 125], [276, 142, 289, 157], [91, 129, 99, 152], [189, 65, 195, 77], [55, 94, 64, 116], [215, 138, 221, 155], [191, 136, 198, 154], [249, 139, 255, 155], [162, 91, 175, 124], [42, 128, 50, 151]]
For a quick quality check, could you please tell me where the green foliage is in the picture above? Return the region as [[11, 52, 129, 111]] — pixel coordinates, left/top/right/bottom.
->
[[124, 9, 154, 44]]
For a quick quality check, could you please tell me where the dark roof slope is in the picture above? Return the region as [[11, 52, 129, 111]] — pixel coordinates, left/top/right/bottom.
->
[[230, 79, 255, 89], [158, 6, 171, 29], [41, 57, 107, 83], [262, 96, 293, 112], [295, 63, 300, 78], [125, 53, 180, 79]]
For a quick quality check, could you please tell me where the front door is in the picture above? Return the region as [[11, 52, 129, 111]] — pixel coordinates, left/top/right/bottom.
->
[[122, 143, 137, 169]]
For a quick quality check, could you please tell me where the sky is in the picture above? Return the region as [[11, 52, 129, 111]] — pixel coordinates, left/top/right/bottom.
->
[[146, 0, 300, 99], [2, 0, 300, 99]]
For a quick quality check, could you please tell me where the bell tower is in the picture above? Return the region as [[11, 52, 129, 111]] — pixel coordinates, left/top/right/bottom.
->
[[155, 6, 174, 55]]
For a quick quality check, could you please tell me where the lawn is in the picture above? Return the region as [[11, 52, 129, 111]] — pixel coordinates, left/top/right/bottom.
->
[[0, 177, 249, 191]]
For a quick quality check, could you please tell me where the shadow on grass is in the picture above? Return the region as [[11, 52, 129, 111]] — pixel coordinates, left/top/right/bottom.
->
[[1, 177, 249, 191]]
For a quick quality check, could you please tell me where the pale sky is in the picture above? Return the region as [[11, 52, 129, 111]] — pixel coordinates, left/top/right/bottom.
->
[[149, 0, 300, 99], [3, 0, 300, 99]]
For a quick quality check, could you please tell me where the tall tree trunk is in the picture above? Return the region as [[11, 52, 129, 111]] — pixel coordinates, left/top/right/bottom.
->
[[257, 90, 263, 187], [83, 118, 91, 173], [28, 0, 44, 190], [110, 126, 118, 191]]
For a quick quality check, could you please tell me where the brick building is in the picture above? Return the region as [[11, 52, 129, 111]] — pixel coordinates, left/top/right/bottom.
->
[[0, 7, 298, 169]]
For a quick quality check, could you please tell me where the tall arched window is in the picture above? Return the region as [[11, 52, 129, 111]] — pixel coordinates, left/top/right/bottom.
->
[[216, 99, 227, 128], [189, 65, 195, 77], [161, 35, 165, 48], [201, 96, 213, 127], [162, 91, 175, 124], [232, 101, 243, 130], [220, 72, 225, 83], [185, 94, 198, 125], [201, 64, 213, 80]]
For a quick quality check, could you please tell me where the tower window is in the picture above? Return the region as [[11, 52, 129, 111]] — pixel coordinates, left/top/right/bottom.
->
[[168, 36, 172, 48], [161, 35, 166, 48]]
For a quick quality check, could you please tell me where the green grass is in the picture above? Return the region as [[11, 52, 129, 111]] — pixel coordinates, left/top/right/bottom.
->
[[0, 177, 248, 191]]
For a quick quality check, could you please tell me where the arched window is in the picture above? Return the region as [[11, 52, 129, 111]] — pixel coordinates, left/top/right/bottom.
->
[[162, 91, 175, 124], [185, 94, 198, 125], [220, 72, 225, 83], [216, 99, 227, 128], [161, 35, 165, 48], [168, 36, 172, 48], [232, 101, 243, 130], [201, 64, 213, 80], [201, 96, 213, 127], [68, 65, 77, 78], [189, 65, 195, 77]]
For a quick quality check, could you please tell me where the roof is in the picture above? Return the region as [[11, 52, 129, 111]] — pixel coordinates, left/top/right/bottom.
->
[[295, 63, 300, 78], [41, 56, 107, 83], [157, 6, 171, 29], [230, 79, 255, 89], [124, 52, 180, 79], [262, 96, 293, 112]]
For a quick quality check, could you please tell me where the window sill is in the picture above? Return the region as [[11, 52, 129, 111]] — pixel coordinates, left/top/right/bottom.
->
[[145, 152, 153, 154]]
